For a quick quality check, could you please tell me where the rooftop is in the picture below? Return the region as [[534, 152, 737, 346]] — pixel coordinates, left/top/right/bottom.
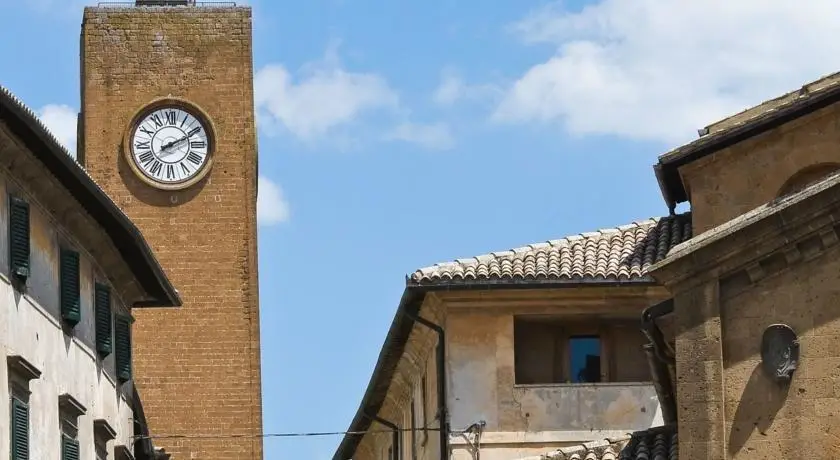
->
[[410, 213, 692, 286]]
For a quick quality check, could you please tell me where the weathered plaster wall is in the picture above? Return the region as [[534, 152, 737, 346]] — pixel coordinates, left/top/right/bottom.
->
[[0, 173, 133, 458], [680, 104, 840, 235], [351, 287, 669, 460], [446, 312, 661, 437], [351, 295, 443, 460]]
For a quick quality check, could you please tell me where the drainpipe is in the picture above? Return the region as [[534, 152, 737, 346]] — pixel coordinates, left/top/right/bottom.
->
[[367, 414, 400, 460], [640, 298, 677, 424], [404, 312, 449, 460]]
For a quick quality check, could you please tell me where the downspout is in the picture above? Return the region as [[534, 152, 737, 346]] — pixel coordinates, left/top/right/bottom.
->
[[404, 311, 449, 460], [367, 414, 400, 460], [640, 298, 677, 424]]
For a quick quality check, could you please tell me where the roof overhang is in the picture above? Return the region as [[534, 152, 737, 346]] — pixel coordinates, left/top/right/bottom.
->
[[655, 81, 840, 209], [0, 86, 180, 308]]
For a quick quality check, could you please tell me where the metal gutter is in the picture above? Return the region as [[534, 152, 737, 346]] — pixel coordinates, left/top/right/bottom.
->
[[640, 298, 677, 424]]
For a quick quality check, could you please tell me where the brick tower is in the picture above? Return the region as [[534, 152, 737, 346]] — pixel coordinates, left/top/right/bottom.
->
[[79, 3, 263, 459]]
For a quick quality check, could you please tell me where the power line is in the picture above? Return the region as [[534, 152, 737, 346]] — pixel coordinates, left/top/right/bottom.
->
[[132, 427, 442, 441]]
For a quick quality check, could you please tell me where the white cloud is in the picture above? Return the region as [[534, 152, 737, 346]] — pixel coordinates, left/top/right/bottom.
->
[[386, 122, 455, 150], [38, 104, 77, 159], [257, 176, 290, 226], [433, 69, 502, 107], [434, 72, 466, 106], [495, 0, 840, 146], [254, 49, 398, 141]]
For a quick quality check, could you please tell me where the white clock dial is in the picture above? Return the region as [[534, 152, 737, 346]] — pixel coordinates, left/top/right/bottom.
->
[[129, 106, 211, 186]]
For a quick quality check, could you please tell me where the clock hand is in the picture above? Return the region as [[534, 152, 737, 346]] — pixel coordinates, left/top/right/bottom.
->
[[160, 127, 200, 151]]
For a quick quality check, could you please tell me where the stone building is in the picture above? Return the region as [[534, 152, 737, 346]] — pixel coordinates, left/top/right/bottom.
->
[[335, 71, 840, 460], [0, 86, 178, 459], [77, 3, 264, 459]]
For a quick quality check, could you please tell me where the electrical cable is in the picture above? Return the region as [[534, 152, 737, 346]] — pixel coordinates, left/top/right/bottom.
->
[[132, 414, 480, 442]]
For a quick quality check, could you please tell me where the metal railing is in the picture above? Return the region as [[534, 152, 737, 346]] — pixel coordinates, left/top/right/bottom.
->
[[95, 1, 237, 7]]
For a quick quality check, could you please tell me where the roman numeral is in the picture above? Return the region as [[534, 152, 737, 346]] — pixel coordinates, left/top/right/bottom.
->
[[166, 164, 175, 180], [186, 152, 202, 165], [149, 160, 163, 177], [190, 140, 206, 149], [135, 140, 150, 150], [165, 110, 177, 126], [151, 113, 163, 128], [138, 151, 154, 165], [187, 126, 202, 137], [180, 113, 189, 128], [139, 126, 154, 136], [180, 162, 191, 175]]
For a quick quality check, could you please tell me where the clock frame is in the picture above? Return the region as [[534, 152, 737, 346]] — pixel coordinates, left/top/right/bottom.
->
[[122, 97, 217, 191]]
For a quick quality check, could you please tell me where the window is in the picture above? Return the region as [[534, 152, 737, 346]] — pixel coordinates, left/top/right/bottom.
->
[[95, 283, 113, 357], [60, 248, 81, 327], [94, 419, 117, 460], [61, 435, 80, 460], [410, 398, 418, 460], [7, 355, 40, 460], [8, 195, 30, 282], [10, 395, 28, 460], [59, 393, 86, 460], [420, 372, 428, 445], [569, 336, 601, 383], [115, 315, 133, 382], [513, 316, 605, 384]]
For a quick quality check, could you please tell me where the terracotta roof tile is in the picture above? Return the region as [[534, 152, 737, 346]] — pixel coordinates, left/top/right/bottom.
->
[[516, 425, 678, 460], [409, 214, 692, 285]]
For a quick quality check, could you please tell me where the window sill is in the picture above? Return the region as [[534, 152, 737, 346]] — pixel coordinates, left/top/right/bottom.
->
[[513, 381, 653, 389]]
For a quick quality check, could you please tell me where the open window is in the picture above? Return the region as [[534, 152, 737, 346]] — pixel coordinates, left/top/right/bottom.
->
[[513, 316, 649, 385]]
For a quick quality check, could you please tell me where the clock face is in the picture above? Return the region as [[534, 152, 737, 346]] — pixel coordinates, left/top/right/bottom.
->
[[128, 105, 212, 188]]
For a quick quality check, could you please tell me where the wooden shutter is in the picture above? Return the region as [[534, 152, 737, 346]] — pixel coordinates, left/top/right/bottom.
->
[[61, 435, 80, 460], [95, 283, 112, 357], [8, 196, 30, 280], [10, 396, 28, 460], [115, 315, 132, 382], [60, 248, 81, 327]]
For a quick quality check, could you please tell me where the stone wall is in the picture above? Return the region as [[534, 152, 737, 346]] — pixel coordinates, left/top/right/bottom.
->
[[678, 104, 840, 235]]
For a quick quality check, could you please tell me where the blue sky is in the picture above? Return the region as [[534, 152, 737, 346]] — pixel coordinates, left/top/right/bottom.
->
[[3, 0, 840, 458]]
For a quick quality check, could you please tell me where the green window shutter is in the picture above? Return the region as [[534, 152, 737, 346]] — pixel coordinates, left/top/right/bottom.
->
[[10, 397, 28, 460], [115, 315, 132, 382], [61, 435, 79, 460], [8, 196, 30, 281], [95, 283, 113, 357], [60, 248, 81, 327]]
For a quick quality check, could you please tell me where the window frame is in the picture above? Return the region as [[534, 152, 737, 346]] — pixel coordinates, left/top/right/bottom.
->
[[8, 194, 30, 284], [114, 314, 133, 383], [94, 282, 113, 357], [513, 316, 613, 385], [59, 247, 82, 328], [10, 392, 29, 460]]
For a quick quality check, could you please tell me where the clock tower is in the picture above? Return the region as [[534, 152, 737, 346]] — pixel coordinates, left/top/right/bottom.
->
[[80, 3, 263, 459]]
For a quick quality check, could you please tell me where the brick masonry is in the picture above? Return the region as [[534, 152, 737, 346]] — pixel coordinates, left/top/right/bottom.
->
[[80, 7, 263, 459]]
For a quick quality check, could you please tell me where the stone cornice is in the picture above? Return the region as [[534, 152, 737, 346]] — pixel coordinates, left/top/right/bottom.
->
[[646, 171, 840, 293]]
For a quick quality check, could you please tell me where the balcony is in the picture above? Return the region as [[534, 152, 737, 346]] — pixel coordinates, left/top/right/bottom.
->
[[512, 382, 663, 432]]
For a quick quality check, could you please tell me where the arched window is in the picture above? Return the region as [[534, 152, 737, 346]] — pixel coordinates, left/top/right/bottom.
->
[[776, 163, 840, 198]]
